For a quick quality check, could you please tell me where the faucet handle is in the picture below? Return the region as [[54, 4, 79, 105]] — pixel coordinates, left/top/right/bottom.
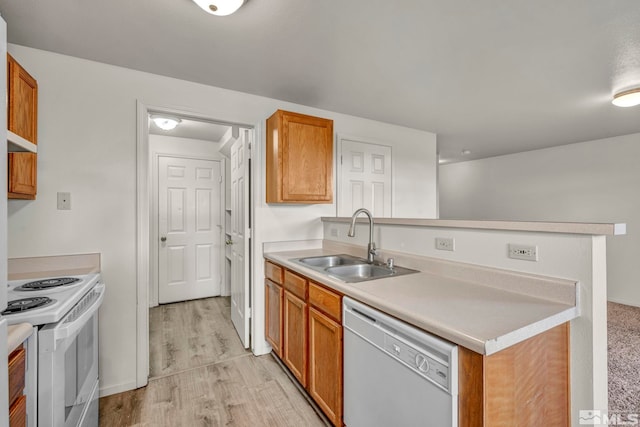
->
[[386, 258, 395, 269]]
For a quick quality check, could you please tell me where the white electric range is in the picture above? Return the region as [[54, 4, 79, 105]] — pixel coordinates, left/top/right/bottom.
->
[[3, 273, 105, 427]]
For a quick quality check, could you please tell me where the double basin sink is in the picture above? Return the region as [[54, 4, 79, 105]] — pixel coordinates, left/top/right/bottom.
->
[[291, 254, 419, 283]]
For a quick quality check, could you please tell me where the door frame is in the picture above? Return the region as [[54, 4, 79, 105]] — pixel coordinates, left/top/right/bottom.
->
[[151, 153, 226, 307], [135, 101, 254, 388]]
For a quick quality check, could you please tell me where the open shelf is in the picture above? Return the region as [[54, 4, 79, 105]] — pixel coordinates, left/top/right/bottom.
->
[[8, 130, 37, 153]]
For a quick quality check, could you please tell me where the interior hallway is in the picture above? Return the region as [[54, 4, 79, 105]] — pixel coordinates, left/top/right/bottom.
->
[[99, 297, 326, 426]]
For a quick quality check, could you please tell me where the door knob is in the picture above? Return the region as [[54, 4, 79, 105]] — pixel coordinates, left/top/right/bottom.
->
[[226, 239, 233, 245], [160, 237, 167, 242]]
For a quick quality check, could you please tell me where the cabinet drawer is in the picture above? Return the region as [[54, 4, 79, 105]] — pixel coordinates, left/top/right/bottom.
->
[[284, 270, 307, 300], [8, 346, 26, 406], [309, 282, 342, 322], [265, 261, 283, 285]]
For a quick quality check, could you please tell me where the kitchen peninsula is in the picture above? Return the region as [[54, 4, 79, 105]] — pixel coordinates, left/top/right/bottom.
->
[[260, 217, 624, 426]]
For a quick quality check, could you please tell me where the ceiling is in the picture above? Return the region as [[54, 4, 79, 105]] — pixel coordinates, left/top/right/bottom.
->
[[1, 0, 639, 162]]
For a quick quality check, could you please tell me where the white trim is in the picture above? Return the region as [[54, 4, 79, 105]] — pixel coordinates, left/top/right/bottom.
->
[[99, 380, 138, 398], [136, 101, 256, 389], [135, 100, 150, 388]]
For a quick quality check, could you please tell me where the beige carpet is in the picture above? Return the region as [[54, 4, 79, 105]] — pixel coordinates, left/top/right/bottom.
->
[[609, 301, 640, 412]]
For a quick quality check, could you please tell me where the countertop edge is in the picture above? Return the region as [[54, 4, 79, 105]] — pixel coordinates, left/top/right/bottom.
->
[[8, 323, 34, 354], [321, 217, 626, 236]]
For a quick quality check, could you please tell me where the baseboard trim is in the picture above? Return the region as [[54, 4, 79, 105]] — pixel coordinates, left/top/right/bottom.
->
[[608, 297, 640, 308], [99, 380, 138, 398]]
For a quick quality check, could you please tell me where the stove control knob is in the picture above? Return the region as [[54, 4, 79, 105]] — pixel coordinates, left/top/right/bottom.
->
[[415, 354, 429, 373]]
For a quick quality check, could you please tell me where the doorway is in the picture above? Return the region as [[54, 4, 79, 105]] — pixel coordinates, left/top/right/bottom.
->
[[135, 102, 254, 387]]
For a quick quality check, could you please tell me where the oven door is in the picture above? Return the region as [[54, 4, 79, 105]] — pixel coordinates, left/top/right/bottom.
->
[[38, 283, 105, 427]]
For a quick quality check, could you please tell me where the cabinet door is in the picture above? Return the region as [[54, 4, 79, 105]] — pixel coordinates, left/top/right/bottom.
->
[[266, 110, 333, 204], [265, 279, 283, 357], [7, 54, 38, 144], [283, 291, 308, 387], [8, 152, 37, 199], [309, 307, 343, 426]]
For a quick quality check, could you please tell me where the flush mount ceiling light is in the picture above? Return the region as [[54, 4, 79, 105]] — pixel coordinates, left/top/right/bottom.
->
[[151, 115, 181, 131], [612, 88, 640, 107], [192, 0, 245, 16]]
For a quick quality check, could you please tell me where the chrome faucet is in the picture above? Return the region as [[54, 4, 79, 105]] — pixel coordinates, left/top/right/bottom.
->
[[348, 208, 378, 263]]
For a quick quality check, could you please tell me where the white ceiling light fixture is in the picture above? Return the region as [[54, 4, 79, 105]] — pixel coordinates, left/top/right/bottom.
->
[[192, 0, 245, 16], [612, 88, 640, 107], [151, 115, 182, 131]]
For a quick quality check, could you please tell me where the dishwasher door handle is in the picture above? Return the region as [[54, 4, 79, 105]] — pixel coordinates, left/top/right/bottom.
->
[[351, 308, 377, 324]]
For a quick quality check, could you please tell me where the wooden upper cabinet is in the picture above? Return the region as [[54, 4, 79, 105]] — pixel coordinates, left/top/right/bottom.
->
[[266, 110, 333, 204], [8, 54, 38, 144], [8, 152, 37, 199]]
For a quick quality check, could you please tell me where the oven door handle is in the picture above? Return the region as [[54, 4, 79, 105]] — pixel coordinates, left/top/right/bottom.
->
[[41, 283, 105, 352]]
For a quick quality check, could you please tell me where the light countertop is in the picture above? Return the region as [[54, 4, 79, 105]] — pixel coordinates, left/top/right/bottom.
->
[[265, 247, 578, 355], [8, 323, 33, 354]]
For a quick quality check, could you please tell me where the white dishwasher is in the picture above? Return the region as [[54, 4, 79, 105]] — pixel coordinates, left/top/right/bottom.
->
[[343, 297, 458, 427]]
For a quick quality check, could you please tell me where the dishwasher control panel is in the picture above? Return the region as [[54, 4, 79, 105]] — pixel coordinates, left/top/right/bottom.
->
[[384, 333, 450, 391]]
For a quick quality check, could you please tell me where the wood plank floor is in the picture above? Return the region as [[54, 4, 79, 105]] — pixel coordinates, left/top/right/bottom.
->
[[100, 297, 327, 426]]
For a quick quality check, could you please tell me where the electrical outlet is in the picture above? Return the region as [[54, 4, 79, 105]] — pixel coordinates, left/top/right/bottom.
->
[[330, 228, 338, 237], [436, 237, 455, 251], [508, 244, 538, 261], [57, 192, 71, 210]]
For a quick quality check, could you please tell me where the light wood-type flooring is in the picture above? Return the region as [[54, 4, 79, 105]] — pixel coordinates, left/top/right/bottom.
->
[[99, 297, 327, 426]]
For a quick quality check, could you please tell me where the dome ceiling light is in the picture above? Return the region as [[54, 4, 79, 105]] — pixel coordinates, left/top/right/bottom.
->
[[151, 115, 182, 131], [612, 88, 640, 107], [192, 0, 245, 16]]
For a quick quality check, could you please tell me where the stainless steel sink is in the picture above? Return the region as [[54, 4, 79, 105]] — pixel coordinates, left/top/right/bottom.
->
[[292, 254, 419, 283], [325, 263, 418, 283], [296, 254, 367, 268]]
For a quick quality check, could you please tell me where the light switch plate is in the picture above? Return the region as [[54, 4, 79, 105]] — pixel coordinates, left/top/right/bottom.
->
[[57, 192, 71, 210]]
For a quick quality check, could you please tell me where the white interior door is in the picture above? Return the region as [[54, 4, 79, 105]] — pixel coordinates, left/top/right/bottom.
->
[[339, 138, 392, 217], [158, 156, 222, 304], [230, 129, 251, 348]]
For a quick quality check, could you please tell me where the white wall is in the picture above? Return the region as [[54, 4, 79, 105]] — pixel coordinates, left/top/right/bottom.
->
[[439, 132, 640, 306], [6, 44, 438, 396]]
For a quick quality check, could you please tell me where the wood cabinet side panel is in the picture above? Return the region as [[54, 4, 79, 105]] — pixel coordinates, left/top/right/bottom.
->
[[484, 323, 570, 427], [458, 346, 485, 427], [265, 111, 282, 203], [283, 291, 308, 387], [265, 279, 283, 357], [308, 307, 343, 426]]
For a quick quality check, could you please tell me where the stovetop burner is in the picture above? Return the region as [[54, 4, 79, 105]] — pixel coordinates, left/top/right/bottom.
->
[[17, 277, 82, 291], [2, 296, 55, 314]]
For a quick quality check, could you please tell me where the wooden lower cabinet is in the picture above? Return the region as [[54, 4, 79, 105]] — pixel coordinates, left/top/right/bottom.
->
[[8, 346, 27, 427], [283, 291, 308, 387], [308, 306, 343, 426], [458, 322, 570, 427], [8, 152, 37, 199], [266, 260, 344, 426], [265, 279, 283, 357]]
